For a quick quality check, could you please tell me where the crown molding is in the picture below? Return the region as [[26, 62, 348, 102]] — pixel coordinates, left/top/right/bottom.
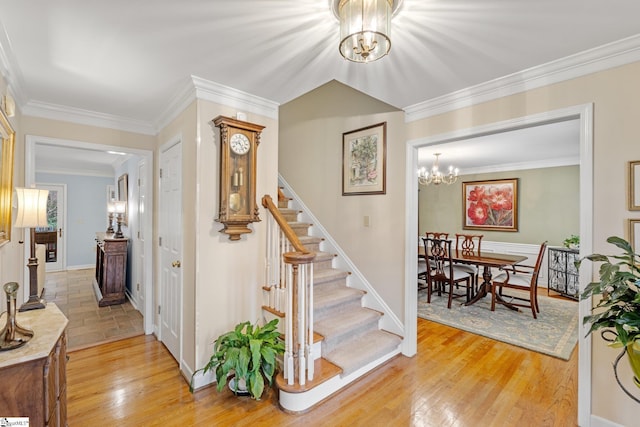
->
[[191, 75, 279, 120], [36, 167, 115, 178], [154, 75, 280, 131], [459, 156, 579, 176], [404, 34, 640, 122], [22, 100, 157, 135]]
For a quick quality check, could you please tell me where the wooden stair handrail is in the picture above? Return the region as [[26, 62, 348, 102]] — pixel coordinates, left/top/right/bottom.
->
[[262, 194, 311, 255]]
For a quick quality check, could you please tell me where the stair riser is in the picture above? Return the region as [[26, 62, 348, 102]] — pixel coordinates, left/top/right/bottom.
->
[[291, 224, 311, 237], [320, 318, 381, 354], [313, 259, 333, 271], [314, 298, 362, 322]]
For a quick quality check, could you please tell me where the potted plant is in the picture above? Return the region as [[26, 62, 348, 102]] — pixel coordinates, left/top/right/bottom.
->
[[190, 318, 284, 400], [577, 236, 640, 388], [563, 234, 580, 249]]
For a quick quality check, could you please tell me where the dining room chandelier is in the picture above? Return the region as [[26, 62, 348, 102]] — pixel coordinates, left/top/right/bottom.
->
[[332, 0, 402, 63], [418, 153, 459, 186]]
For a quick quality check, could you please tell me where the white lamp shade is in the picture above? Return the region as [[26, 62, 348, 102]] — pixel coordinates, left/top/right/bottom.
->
[[113, 200, 126, 214], [107, 201, 117, 213], [14, 188, 49, 228]]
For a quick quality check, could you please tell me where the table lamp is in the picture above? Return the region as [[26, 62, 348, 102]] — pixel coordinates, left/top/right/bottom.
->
[[106, 200, 116, 233], [113, 200, 126, 238], [14, 187, 49, 311]]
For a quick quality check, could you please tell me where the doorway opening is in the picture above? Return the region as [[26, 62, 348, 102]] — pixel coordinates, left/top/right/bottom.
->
[[404, 104, 594, 424], [25, 135, 155, 339]]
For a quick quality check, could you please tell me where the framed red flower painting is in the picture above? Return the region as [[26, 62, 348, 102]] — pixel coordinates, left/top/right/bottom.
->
[[462, 178, 519, 232]]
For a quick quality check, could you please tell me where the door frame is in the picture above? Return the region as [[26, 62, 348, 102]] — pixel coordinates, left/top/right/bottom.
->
[[25, 135, 155, 335], [404, 104, 593, 425], [157, 135, 183, 362]]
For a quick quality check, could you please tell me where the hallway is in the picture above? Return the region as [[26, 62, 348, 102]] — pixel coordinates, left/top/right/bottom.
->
[[44, 268, 144, 350]]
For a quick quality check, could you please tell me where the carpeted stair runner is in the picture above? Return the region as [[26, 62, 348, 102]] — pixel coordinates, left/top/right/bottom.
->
[[278, 191, 401, 379]]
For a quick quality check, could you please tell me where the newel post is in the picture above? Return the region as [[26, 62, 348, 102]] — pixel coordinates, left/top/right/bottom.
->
[[283, 251, 315, 385]]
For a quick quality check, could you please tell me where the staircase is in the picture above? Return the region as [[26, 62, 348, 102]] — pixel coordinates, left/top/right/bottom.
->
[[263, 187, 402, 412]]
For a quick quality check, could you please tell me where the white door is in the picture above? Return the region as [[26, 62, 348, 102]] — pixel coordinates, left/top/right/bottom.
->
[[159, 141, 182, 362], [36, 184, 66, 272]]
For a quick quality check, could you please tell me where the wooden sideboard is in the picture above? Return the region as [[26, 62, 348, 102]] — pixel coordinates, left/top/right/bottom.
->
[[0, 303, 68, 426], [93, 232, 128, 307]]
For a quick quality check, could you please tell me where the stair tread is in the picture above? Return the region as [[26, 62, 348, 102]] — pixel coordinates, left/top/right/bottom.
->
[[324, 330, 402, 377], [298, 235, 322, 245], [275, 357, 342, 394]]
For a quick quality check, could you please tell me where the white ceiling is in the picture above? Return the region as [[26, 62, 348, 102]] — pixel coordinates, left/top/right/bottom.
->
[[1, 1, 637, 173], [417, 119, 580, 174]]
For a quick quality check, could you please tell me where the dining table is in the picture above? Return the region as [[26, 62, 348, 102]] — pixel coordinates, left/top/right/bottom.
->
[[419, 245, 527, 308]]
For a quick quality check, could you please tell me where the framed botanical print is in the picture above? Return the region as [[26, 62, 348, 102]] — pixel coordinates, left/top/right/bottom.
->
[[342, 122, 386, 196], [462, 178, 519, 232]]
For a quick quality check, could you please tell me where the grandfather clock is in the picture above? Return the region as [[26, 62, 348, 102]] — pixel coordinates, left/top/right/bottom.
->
[[213, 115, 265, 240]]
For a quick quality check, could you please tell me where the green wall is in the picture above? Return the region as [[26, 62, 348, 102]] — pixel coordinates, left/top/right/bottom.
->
[[418, 165, 579, 246]]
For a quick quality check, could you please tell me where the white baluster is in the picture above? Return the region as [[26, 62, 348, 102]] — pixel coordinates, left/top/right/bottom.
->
[[306, 263, 314, 380]]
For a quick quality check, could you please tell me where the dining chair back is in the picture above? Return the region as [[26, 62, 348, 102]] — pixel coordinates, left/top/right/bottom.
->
[[455, 233, 483, 254], [425, 231, 449, 240], [422, 237, 473, 308], [490, 241, 548, 318], [454, 233, 484, 289]]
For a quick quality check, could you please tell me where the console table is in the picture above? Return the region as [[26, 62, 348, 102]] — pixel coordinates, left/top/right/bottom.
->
[[0, 303, 68, 426], [94, 232, 128, 307]]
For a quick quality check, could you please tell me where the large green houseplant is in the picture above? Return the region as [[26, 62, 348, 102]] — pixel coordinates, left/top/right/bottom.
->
[[577, 236, 640, 389], [191, 318, 285, 400]]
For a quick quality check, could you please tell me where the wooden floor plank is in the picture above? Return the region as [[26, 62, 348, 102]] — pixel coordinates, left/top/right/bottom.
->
[[67, 319, 578, 426]]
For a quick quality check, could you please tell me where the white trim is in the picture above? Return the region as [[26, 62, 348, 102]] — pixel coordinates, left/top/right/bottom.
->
[[64, 264, 94, 270], [590, 415, 625, 427], [10, 75, 279, 136], [22, 100, 157, 135], [191, 75, 279, 119], [404, 35, 640, 122], [278, 175, 404, 338], [34, 168, 115, 178], [461, 156, 579, 176], [405, 104, 593, 426]]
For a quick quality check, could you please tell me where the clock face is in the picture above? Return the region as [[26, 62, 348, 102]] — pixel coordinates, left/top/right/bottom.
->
[[230, 133, 250, 155]]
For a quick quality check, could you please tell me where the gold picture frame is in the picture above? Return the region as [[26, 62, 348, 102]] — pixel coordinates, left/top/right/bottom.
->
[[462, 178, 519, 232], [342, 122, 386, 196], [630, 219, 640, 253], [0, 109, 15, 246], [629, 160, 640, 210], [118, 173, 128, 226]]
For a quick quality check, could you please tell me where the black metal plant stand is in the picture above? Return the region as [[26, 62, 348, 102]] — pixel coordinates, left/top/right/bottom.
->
[[602, 330, 640, 404]]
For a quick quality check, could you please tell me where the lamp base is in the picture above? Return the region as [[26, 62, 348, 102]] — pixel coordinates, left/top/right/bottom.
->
[[19, 295, 46, 312]]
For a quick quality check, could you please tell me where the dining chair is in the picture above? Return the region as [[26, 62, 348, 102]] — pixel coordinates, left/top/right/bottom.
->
[[422, 237, 473, 308], [454, 233, 483, 290], [490, 241, 548, 318]]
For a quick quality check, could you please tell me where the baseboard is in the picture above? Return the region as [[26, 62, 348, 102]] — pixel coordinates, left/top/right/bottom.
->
[[590, 414, 625, 427], [65, 264, 94, 271]]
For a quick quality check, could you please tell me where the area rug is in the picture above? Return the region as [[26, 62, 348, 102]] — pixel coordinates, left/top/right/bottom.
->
[[417, 288, 579, 360]]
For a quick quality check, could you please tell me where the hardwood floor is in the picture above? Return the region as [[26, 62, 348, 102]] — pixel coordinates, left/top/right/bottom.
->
[[67, 318, 577, 426]]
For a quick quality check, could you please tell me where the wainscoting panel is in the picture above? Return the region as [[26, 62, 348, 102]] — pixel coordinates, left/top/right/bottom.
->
[[481, 241, 548, 286]]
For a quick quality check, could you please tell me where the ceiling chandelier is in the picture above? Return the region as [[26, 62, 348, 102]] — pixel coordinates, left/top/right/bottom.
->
[[418, 153, 459, 186], [332, 0, 403, 63]]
